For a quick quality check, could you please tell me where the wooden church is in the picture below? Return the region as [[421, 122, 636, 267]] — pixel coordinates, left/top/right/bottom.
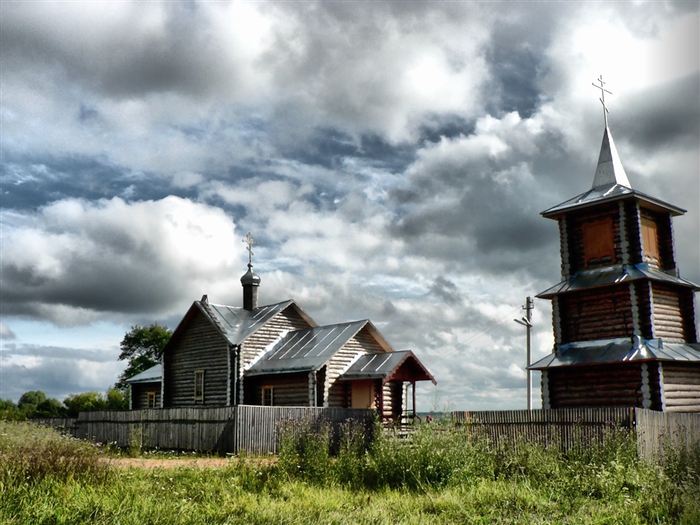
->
[[126, 237, 436, 422], [529, 80, 700, 412]]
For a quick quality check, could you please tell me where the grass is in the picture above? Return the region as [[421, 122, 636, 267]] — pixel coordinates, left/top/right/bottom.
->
[[1, 419, 698, 524]]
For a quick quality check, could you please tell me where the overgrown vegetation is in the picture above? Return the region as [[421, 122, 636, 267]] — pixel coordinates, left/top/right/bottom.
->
[[1, 419, 698, 524]]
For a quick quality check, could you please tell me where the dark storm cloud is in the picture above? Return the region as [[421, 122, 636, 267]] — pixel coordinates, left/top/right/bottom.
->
[[621, 73, 700, 151]]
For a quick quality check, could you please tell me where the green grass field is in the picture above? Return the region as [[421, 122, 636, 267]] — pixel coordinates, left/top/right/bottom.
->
[[1, 420, 698, 524]]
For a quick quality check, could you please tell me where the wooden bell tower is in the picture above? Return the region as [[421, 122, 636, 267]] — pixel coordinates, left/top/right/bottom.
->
[[530, 78, 700, 412]]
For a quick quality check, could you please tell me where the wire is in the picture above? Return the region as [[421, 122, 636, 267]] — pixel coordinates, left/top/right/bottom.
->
[[460, 305, 524, 347]]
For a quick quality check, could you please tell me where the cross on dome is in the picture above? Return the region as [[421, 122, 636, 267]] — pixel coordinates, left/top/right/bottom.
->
[[243, 232, 257, 266]]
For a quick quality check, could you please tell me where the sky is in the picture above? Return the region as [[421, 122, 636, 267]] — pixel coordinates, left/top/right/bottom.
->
[[1, 1, 698, 411]]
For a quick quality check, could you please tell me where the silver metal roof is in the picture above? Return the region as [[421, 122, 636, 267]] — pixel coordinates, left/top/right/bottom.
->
[[591, 126, 630, 189], [124, 364, 162, 384], [339, 350, 436, 384], [245, 320, 370, 376], [529, 338, 700, 370], [542, 127, 685, 218], [200, 300, 317, 346], [538, 264, 700, 299]]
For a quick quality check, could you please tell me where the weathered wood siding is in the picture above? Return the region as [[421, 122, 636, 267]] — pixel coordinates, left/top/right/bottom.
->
[[234, 405, 376, 455], [131, 382, 161, 410], [558, 285, 633, 343], [240, 307, 312, 369], [661, 363, 700, 412], [567, 204, 621, 273], [636, 409, 700, 460], [52, 406, 374, 454], [244, 372, 311, 406], [452, 408, 633, 450], [651, 283, 696, 343], [325, 327, 386, 407], [546, 363, 660, 410], [381, 381, 403, 421], [164, 310, 230, 407]]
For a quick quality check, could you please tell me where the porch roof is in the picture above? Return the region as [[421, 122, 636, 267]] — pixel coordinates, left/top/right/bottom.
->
[[339, 350, 436, 384]]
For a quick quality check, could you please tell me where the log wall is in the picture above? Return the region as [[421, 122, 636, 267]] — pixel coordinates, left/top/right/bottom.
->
[[558, 285, 634, 343], [546, 363, 660, 410], [661, 363, 700, 412], [240, 307, 312, 368], [164, 311, 230, 407], [131, 382, 161, 410], [651, 284, 697, 343], [244, 372, 311, 406]]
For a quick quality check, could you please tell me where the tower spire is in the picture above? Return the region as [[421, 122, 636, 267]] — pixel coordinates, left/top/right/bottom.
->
[[590, 75, 631, 189]]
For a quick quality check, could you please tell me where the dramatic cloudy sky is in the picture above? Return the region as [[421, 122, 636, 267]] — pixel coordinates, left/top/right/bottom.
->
[[1, 2, 698, 410]]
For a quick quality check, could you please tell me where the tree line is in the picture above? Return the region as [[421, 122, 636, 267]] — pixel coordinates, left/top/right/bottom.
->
[[2, 323, 172, 420]]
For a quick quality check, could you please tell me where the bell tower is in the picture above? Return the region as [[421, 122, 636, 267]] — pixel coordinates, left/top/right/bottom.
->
[[530, 77, 700, 412]]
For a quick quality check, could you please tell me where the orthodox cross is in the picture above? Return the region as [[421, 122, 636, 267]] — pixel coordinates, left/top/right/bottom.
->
[[591, 75, 612, 128], [243, 232, 257, 266]]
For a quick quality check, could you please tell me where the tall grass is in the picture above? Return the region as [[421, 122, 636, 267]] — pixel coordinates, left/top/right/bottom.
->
[[1, 419, 698, 524]]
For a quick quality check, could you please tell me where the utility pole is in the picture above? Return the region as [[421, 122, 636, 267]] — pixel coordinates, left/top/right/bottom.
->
[[514, 296, 534, 410]]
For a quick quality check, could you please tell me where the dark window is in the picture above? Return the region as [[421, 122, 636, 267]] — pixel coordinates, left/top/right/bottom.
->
[[262, 386, 273, 406], [194, 370, 205, 403]]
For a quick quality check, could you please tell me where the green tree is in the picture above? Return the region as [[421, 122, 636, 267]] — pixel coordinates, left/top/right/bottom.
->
[[34, 398, 67, 418], [0, 399, 24, 421], [18, 390, 48, 418], [105, 387, 128, 410], [63, 392, 108, 417], [116, 323, 172, 389]]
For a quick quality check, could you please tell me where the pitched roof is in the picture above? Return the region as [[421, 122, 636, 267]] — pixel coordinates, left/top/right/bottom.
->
[[245, 320, 392, 376], [165, 299, 317, 353], [529, 338, 700, 370], [591, 126, 630, 189], [339, 350, 436, 384], [124, 364, 162, 384], [542, 126, 686, 219]]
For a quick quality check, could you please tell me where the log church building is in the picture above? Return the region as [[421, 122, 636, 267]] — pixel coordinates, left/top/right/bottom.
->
[[126, 236, 435, 422], [530, 78, 700, 412]]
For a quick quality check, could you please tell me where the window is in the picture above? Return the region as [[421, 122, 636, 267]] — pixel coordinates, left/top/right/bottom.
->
[[582, 217, 615, 267], [146, 391, 156, 408], [262, 386, 274, 406], [641, 217, 659, 265], [194, 370, 205, 403]]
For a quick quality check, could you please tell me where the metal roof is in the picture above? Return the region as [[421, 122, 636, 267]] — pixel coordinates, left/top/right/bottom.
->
[[124, 364, 162, 384], [529, 338, 700, 370], [200, 300, 317, 346], [339, 350, 436, 384], [591, 126, 630, 189], [541, 127, 685, 218], [537, 264, 700, 299], [245, 320, 370, 376]]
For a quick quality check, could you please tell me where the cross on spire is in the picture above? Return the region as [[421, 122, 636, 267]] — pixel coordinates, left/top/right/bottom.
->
[[591, 75, 613, 128], [243, 232, 257, 266]]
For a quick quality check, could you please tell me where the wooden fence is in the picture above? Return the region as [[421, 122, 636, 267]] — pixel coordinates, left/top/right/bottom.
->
[[33, 407, 698, 460], [37, 406, 375, 455], [451, 408, 699, 461], [635, 409, 700, 461], [452, 408, 634, 450]]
